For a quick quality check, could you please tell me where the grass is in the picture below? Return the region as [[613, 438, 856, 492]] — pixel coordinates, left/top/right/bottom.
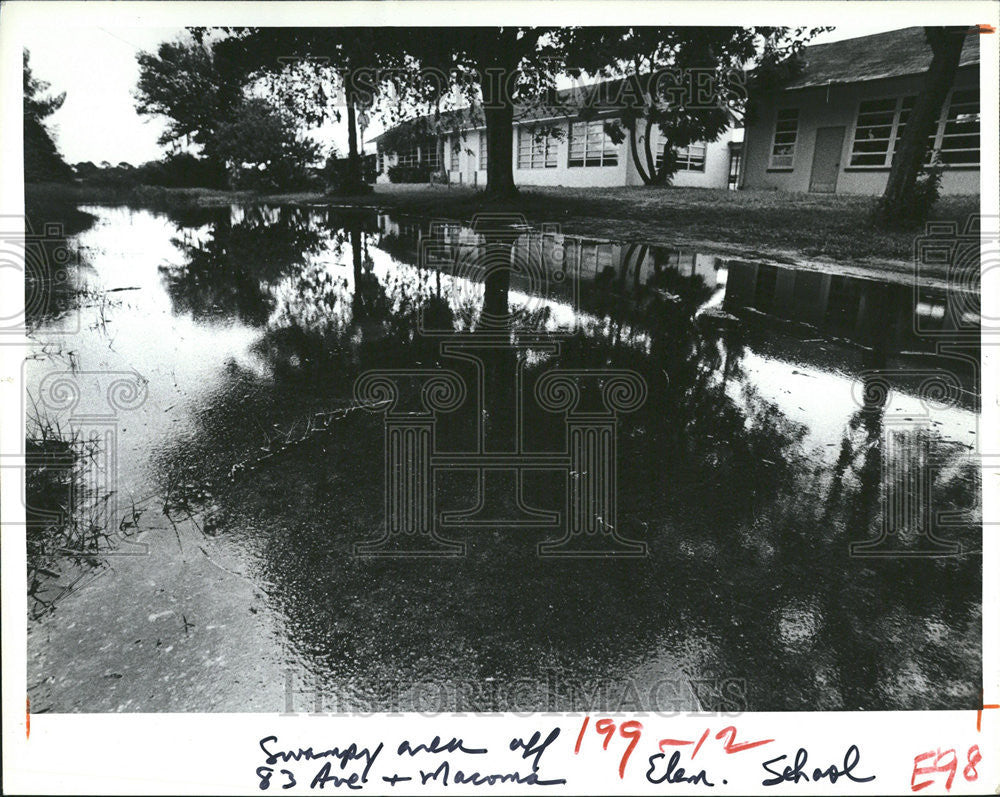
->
[[26, 181, 254, 218], [344, 184, 980, 266], [25, 402, 99, 615], [28, 180, 980, 273]]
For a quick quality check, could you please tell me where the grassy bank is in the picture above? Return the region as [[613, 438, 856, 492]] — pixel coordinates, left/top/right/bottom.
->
[[345, 184, 979, 267], [26, 181, 276, 219], [28, 181, 980, 271]]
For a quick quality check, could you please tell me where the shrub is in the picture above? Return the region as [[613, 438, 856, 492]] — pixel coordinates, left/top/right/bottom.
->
[[77, 163, 141, 189], [70, 154, 228, 190], [387, 163, 433, 184], [873, 156, 945, 230], [323, 154, 377, 193], [906, 159, 944, 226], [229, 159, 321, 192], [134, 153, 227, 189]]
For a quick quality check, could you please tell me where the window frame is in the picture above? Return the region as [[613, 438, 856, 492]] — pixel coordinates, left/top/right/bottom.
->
[[478, 130, 488, 171], [673, 143, 707, 172], [768, 107, 799, 170], [426, 139, 442, 172], [847, 86, 980, 170], [649, 129, 708, 173], [517, 125, 559, 169], [398, 146, 420, 167], [568, 120, 619, 168], [848, 96, 901, 168], [934, 87, 980, 166]]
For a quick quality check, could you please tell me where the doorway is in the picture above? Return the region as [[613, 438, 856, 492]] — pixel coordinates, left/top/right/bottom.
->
[[809, 126, 845, 193]]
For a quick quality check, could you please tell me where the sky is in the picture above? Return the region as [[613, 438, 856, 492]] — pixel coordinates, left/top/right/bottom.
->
[[23, 25, 180, 165], [21, 24, 906, 167]]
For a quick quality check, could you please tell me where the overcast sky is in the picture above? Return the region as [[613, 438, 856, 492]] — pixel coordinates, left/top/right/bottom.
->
[[22, 24, 906, 166]]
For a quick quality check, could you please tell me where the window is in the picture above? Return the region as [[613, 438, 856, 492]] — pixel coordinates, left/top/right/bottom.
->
[[426, 140, 441, 171], [728, 146, 742, 189], [450, 137, 460, 171], [398, 140, 441, 170], [674, 143, 706, 172], [850, 98, 898, 166], [769, 108, 798, 169], [937, 88, 979, 165], [568, 120, 618, 167], [647, 129, 705, 173], [851, 89, 980, 168], [479, 130, 488, 170], [377, 149, 384, 174], [517, 126, 558, 169], [398, 147, 420, 167], [649, 127, 668, 169]]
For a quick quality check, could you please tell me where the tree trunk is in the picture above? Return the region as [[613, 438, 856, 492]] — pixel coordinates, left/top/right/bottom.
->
[[483, 104, 517, 197], [627, 113, 676, 187], [346, 97, 360, 183], [625, 72, 654, 186], [350, 222, 362, 281], [642, 117, 657, 182], [337, 89, 370, 195], [872, 26, 967, 228], [629, 120, 653, 185]]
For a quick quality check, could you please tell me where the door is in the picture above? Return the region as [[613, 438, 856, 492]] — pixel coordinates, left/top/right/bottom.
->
[[809, 126, 845, 193]]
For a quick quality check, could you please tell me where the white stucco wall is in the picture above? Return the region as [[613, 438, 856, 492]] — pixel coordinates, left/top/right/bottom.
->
[[742, 66, 980, 195], [443, 129, 488, 187], [510, 120, 628, 187], [377, 118, 738, 191], [623, 129, 735, 188]]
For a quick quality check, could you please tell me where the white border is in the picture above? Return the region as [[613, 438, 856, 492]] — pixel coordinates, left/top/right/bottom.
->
[[2, 2, 998, 794]]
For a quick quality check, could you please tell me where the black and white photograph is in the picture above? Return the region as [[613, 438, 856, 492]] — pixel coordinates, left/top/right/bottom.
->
[[2, 1, 998, 793]]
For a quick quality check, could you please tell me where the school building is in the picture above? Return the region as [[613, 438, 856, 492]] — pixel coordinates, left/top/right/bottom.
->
[[741, 26, 980, 195], [371, 81, 741, 190]]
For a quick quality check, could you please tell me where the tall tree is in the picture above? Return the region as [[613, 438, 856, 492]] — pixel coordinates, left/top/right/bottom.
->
[[135, 37, 243, 161], [212, 98, 322, 190], [213, 28, 406, 194], [135, 32, 323, 187], [23, 50, 72, 182], [872, 27, 969, 228], [395, 28, 568, 197]]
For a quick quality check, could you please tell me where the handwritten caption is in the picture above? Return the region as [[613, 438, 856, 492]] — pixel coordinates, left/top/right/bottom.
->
[[253, 720, 986, 792]]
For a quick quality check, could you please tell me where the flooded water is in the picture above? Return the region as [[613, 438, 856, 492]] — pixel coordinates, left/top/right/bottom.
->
[[26, 203, 981, 713]]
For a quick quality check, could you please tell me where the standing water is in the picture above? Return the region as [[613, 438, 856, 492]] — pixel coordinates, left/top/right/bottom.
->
[[26, 203, 981, 713]]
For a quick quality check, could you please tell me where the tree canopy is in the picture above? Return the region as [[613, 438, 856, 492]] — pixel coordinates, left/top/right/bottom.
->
[[134, 33, 325, 189], [135, 26, 827, 195], [563, 27, 825, 185], [24, 50, 72, 182], [374, 26, 824, 192]]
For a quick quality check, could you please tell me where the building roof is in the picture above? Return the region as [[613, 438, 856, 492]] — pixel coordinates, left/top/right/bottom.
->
[[782, 26, 980, 91], [369, 76, 654, 146], [373, 28, 979, 146], [369, 107, 483, 146]]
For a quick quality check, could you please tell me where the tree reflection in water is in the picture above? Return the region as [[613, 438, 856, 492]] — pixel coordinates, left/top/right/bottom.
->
[[159, 205, 328, 327], [152, 205, 980, 711]]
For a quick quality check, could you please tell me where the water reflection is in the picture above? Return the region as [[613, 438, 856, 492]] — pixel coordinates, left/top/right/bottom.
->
[[27, 203, 981, 712], [159, 206, 329, 326]]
